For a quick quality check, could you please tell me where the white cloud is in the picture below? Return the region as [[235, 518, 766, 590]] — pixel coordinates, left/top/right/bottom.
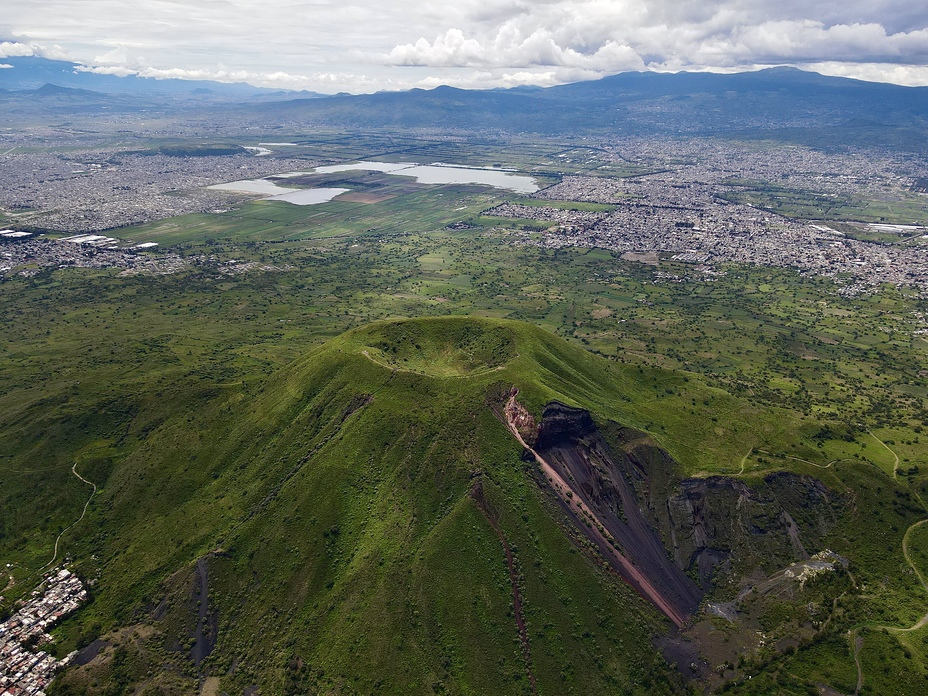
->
[[0, 1, 926, 91], [0, 40, 73, 61], [384, 14, 928, 77], [94, 45, 129, 65], [805, 61, 928, 87], [387, 28, 645, 74], [37, 44, 73, 61], [74, 64, 137, 77], [0, 63, 13, 69], [0, 41, 34, 58], [690, 21, 928, 64]]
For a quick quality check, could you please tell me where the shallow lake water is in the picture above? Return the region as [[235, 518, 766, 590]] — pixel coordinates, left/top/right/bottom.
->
[[209, 179, 296, 195], [271, 188, 350, 205], [314, 161, 539, 194], [208, 159, 539, 206]]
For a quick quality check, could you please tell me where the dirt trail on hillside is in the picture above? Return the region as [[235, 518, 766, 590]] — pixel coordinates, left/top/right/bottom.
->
[[867, 430, 900, 478], [41, 460, 97, 570], [850, 630, 863, 695], [504, 390, 698, 627]]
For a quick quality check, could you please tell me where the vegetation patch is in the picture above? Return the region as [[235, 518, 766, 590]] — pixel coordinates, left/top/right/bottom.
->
[[353, 316, 518, 377]]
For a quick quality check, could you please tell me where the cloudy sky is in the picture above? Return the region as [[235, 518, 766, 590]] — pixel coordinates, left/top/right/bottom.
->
[[2, 0, 928, 92]]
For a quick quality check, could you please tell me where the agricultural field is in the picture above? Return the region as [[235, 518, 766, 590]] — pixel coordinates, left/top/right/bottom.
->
[[721, 181, 928, 225]]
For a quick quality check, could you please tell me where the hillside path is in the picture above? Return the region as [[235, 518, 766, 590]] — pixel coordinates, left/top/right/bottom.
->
[[41, 461, 96, 570]]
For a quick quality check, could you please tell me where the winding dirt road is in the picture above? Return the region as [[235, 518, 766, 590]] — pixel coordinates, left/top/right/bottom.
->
[[867, 430, 900, 478], [41, 460, 97, 570]]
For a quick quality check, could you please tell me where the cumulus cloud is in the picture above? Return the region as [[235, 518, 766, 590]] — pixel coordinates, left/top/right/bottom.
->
[[387, 28, 645, 73], [1, 1, 927, 91], [384, 10, 928, 77], [94, 45, 129, 65], [0, 40, 73, 61], [806, 61, 928, 87], [0, 41, 35, 58], [689, 21, 928, 64]]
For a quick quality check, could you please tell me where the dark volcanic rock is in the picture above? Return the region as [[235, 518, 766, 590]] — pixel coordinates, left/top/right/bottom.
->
[[533, 402, 704, 622], [534, 401, 596, 449], [529, 402, 844, 617], [667, 473, 842, 588]]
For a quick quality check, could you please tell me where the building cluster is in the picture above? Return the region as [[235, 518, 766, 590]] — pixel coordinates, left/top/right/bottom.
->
[[518, 142, 928, 296], [0, 146, 314, 233], [0, 568, 85, 696], [598, 136, 921, 194], [484, 203, 607, 228], [0, 233, 296, 281], [0, 235, 185, 279], [535, 176, 628, 203]]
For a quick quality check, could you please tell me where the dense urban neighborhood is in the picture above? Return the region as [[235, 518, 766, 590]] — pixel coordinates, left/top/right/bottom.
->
[[0, 146, 314, 233], [519, 141, 928, 295], [0, 568, 86, 696], [0, 233, 185, 278]]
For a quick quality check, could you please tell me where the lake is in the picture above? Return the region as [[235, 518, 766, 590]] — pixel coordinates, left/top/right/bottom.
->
[[209, 179, 295, 195], [314, 161, 539, 194], [208, 179, 348, 205], [271, 188, 349, 205], [208, 160, 539, 206]]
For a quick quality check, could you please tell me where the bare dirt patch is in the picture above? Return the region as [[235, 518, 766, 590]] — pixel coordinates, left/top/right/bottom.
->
[[622, 251, 660, 265], [336, 191, 397, 203]]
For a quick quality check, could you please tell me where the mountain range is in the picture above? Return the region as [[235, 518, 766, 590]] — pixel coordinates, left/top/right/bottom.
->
[[0, 55, 326, 102], [2, 56, 927, 148]]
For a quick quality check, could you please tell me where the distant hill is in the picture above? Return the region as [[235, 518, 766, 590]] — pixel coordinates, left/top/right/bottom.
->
[[0, 58, 925, 148], [0, 55, 325, 102], [33, 83, 110, 99], [253, 67, 928, 149]]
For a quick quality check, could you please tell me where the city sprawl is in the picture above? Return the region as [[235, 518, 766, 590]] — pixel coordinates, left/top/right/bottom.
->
[[0, 147, 314, 233], [0, 134, 926, 299], [522, 139, 928, 296]]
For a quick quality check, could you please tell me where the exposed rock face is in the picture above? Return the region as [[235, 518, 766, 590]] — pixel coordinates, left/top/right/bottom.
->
[[531, 402, 704, 623], [534, 402, 596, 450], [508, 400, 844, 623], [594, 420, 843, 590], [502, 390, 539, 445], [670, 477, 753, 590], [665, 473, 839, 589]]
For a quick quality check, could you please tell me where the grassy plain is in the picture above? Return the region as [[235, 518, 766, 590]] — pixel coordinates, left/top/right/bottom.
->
[[721, 180, 928, 225]]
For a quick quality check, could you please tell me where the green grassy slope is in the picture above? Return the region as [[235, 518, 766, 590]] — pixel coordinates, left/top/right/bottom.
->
[[32, 317, 925, 694], [45, 318, 698, 694], [0, 235, 926, 686]]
